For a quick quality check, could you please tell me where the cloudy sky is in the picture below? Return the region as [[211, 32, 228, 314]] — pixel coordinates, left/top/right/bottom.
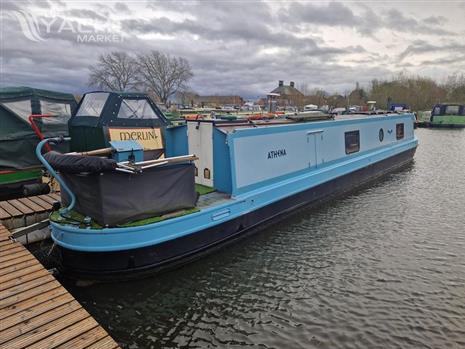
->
[[1, 0, 465, 98]]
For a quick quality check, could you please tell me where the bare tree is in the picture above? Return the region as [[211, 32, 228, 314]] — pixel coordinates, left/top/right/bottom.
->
[[136, 51, 193, 105], [88, 51, 139, 91]]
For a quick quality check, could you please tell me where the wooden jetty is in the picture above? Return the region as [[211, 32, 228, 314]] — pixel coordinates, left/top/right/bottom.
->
[[0, 193, 60, 230], [0, 223, 121, 349]]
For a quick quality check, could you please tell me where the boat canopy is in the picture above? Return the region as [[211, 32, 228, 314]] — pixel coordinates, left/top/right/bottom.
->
[[68, 91, 169, 155], [0, 86, 77, 170], [70, 91, 167, 128], [432, 103, 465, 116]]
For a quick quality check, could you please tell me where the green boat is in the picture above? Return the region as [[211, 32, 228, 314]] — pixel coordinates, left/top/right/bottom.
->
[[430, 103, 465, 128], [0, 87, 77, 200]]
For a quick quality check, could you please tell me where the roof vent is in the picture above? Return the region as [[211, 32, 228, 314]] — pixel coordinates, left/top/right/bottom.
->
[[278, 80, 284, 87]]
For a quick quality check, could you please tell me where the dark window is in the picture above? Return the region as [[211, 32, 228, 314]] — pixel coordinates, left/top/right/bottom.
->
[[445, 105, 460, 115], [345, 130, 360, 154], [379, 128, 384, 142], [396, 123, 404, 140]]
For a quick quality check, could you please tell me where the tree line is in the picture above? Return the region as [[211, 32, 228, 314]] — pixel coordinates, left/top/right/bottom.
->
[[88, 51, 193, 105], [299, 74, 465, 111]]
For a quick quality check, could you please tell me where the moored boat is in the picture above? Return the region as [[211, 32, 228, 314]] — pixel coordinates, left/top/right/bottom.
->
[[40, 92, 418, 278], [429, 103, 465, 128], [0, 87, 77, 200]]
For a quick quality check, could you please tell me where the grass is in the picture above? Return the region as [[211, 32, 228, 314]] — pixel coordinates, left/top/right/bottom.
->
[[50, 207, 200, 229], [195, 183, 215, 195]]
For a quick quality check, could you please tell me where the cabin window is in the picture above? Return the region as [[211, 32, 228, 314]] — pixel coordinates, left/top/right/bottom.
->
[[40, 100, 72, 124], [345, 131, 360, 154], [40, 100, 72, 117], [445, 105, 460, 115], [118, 99, 159, 119], [396, 123, 404, 140], [433, 106, 441, 115], [379, 128, 384, 142], [76, 93, 109, 117], [1, 100, 32, 122], [204, 168, 211, 179]]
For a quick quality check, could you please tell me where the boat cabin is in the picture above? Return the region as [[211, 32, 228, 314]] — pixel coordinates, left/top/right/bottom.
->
[[430, 103, 465, 127], [69, 91, 168, 159]]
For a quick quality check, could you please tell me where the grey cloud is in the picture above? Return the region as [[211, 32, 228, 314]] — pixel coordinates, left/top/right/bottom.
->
[[64, 9, 108, 22], [385, 9, 454, 36], [281, 2, 454, 37], [281, 2, 358, 27], [114, 2, 130, 13], [399, 40, 465, 61]]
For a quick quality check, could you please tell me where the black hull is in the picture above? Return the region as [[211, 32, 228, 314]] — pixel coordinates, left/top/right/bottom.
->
[[416, 121, 465, 129], [57, 147, 417, 279]]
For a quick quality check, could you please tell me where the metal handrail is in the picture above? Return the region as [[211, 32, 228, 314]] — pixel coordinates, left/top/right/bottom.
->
[[35, 137, 76, 216]]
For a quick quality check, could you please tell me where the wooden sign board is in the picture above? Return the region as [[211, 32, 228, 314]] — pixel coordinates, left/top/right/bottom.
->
[[108, 127, 163, 150]]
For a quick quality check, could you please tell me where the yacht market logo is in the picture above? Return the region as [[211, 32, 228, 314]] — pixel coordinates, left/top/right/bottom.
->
[[11, 10, 45, 42], [10, 10, 123, 43]]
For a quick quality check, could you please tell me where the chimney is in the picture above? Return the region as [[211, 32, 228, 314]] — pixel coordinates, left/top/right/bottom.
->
[[278, 80, 284, 87], [290, 81, 295, 88]]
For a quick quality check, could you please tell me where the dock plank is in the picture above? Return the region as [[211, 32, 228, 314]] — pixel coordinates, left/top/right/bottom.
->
[[38, 194, 58, 205], [86, 335, 120, 349], [0, 274, 55, 300], [0, 300, 82, 344], [27, 196, 52, 210], [0, 308, 90, 349], [0, 258, 40, 277], [56, 326, 108, 349], [6, 199, 34, 215], [27, 317, 100, 349], [0, 287, 67, 320], [48, 192, 61, 201], [0, 248, 30, 264], [0, 245, 25, 257], [0, 207, 11, 220], [0, 201, 22, 217], [17, 197, 45, 213], [0, 280, 61, 309], [0, 268, 50, 292], [0, 224, 120, 348], [0, 253, 35, 270], [0, 293, 74, 331]]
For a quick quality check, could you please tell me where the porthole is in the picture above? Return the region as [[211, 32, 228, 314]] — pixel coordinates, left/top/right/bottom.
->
[[379, 128, 384, 142]]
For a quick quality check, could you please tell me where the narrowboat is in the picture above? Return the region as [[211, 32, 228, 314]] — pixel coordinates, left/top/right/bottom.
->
[[429, 103, 465, 128], [0, 87, 77, 200], [39, 91, 418, 278]]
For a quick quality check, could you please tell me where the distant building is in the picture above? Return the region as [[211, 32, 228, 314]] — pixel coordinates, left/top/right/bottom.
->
[[270, 81, 304, 107], [194, 95, 244, 107]]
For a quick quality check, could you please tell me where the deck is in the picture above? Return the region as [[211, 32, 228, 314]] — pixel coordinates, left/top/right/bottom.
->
[[0, 223, 121, 349], [0, 193, 60, 230]]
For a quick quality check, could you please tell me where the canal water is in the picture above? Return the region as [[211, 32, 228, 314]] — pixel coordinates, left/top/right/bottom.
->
[[64, 129, 465, 349]]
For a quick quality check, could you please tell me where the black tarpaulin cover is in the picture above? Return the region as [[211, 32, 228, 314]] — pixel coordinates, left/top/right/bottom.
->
[[60, 163, 197, 226], [44, 151, 117, 173]]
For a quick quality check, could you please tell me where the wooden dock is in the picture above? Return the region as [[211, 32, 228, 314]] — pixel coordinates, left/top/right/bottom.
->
[[0, 193, 60, 230], [0, 224, 121, 349]]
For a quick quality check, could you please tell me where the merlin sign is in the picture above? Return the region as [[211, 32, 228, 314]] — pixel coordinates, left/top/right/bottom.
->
[[108, 127, 163, 150]]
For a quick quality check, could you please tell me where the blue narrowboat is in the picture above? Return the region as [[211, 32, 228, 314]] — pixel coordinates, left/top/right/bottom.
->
[[39, 92, 418, 278]]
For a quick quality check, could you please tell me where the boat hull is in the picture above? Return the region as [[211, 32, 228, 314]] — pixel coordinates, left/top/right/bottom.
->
[[55, 147, 417, 279]]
